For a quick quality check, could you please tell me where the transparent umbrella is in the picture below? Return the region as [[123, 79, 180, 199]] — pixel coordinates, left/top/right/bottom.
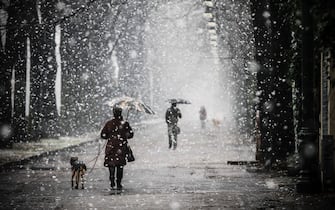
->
[[105, 96, 155, 119], [167, 98, 191, 104]]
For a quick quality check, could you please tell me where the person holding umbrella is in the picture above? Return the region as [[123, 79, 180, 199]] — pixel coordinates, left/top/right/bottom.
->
[[105, 96, 155, 120], [101, 106, 134, 190], [165, 100, 182, 149]]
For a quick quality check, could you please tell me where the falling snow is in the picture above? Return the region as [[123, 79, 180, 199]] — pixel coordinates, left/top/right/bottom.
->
[[0, 0, 335, 209]]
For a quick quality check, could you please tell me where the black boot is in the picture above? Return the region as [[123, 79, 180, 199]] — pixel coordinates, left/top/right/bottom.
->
[[116, 181, 123, 190], [116, 166, 123, 190], [110, 180, 115, 189], [109, 167, 116, 189]]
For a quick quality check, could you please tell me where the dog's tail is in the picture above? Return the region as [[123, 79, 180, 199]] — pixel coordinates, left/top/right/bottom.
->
[[82, 164, 87, 172]]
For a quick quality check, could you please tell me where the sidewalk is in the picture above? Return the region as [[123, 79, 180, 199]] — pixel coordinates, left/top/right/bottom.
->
[[0, 118, 163, 168], [0, 133, 99, 168]]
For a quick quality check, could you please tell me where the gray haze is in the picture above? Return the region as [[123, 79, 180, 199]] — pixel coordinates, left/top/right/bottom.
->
[[144, 0, 233, 123]]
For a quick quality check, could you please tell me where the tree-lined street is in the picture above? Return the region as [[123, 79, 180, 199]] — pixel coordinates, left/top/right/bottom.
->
[[1, 0, 335, 208]]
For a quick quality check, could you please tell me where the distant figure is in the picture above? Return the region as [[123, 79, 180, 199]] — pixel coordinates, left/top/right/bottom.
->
[[199, 106, 207, 129], [101, 106, 134, 190], [165, 102, 182, 149]]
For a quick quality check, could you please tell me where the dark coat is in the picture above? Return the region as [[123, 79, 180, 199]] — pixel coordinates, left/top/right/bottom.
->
[[165, 106, 182, 125], [101, 117, 134, 167], [199, 107, 207, 121]]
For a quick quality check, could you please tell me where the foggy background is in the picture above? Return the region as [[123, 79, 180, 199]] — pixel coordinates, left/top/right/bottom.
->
[[143, 0, 233, 123]]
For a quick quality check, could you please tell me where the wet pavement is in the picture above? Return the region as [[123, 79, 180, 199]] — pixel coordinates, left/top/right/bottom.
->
[[0, 119, 335, 209], [0, 133, 98, 167]]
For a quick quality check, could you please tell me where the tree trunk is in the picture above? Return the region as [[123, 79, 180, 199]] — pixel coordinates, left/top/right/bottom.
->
[[30, 0, 58, 139], [269, 0, 295, 165], [59, 9, 90, 135], [295, 0, 321, 193], [0, 4, 11, 146], [2, 0, 35, 144], [250, 0, 273, 165]]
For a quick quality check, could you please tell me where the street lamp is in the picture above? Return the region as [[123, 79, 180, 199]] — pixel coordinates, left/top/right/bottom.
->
[[203, 0, 214, 8], [203, 0, 213, 20], [208, 29, 216, 34], [207, 21, 216, 29], [210, 34, 217, 41], [210, 40, 217, 47], [203, 11, 213, 19]]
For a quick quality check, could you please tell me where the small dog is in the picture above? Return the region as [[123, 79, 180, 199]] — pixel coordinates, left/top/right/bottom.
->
[[70, 157, 87, 189], [212, 118, 222, 128]]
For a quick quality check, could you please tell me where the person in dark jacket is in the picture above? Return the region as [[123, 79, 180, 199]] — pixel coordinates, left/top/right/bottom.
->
[[199, 106, 207, 129], [101, 106, 134, 190], [165, 102, 182, 149]]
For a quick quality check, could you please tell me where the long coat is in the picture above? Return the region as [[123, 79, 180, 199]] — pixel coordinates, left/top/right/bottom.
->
[[100, 117, 134, 167], [165, 106, 182, 125], [199, 107, 207, 121]]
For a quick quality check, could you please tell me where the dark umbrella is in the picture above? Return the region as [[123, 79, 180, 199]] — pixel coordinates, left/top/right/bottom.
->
[[167, 98, 191, 104], [105, 96, 155, 119]]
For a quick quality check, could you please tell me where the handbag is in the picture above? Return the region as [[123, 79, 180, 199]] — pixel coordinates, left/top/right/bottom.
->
[[126, 145, 135, 162], [176, 126, 180, 134], [173, 126, 180, 134]]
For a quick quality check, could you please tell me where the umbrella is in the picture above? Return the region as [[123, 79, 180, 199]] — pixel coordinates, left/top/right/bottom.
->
[[105, 96, 155, 118], [167, 98, 191, 104]]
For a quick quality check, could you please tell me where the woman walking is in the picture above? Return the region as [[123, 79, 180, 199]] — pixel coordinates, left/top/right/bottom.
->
[[101, 106, 134, 190], [199, 106, 207, 129]]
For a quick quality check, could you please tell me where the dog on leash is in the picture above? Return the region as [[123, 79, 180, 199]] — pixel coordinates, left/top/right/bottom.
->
[[70, 157, 87, 189]]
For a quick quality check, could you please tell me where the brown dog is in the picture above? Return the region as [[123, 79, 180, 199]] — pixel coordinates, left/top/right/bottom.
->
[[70, 157, 87, 189], [212, 118, 222, 128]]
